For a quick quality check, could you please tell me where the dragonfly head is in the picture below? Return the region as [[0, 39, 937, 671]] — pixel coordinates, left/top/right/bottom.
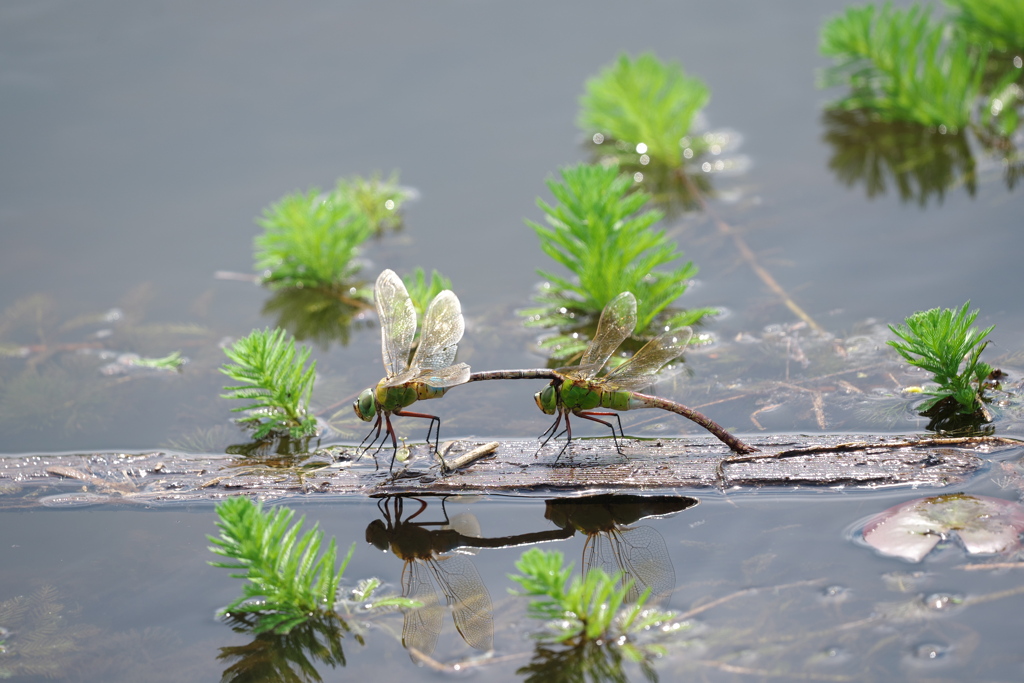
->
[[365, 519, 390, 551], [353, 388, 377, 421], [534, 384, 557, 415]]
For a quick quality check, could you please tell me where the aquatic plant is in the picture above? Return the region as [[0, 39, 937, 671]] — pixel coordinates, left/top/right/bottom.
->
[[220, 328, 317, 439], [579, 52, 710, 168], [335, 171, 409, 234], [887, 302, 994, 415], [945, 0, 1024, 55], [209, 497, 416, 640], [819, 3, 987, 128], [524, 162, 713, 343], [0, 586, 100, 679], [208, 496, 347, 634], [127, 351, 186, 370], [509, 547, 677, 644], [254, 187, 374, 291]]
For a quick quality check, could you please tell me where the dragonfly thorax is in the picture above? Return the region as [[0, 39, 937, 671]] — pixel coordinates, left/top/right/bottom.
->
[[374, 381, 419, 412]]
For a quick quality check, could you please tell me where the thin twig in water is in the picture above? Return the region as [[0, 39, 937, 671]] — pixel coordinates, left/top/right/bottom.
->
[[677, 169, 825, 333]]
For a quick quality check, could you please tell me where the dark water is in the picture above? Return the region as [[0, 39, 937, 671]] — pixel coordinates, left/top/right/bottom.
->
[[2, 0, 1023, 680]]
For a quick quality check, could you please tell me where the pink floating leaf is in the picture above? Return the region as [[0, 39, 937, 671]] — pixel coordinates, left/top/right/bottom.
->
[[862, 494, 1024, 562]]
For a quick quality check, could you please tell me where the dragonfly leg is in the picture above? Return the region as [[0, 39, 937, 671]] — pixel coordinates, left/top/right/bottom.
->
[[383, 412, 401, 473], [358, 413, 385, 470], [553, 412, 573, 463], [393, 410, 443, 456], [575, 410, 625, 454], [538, 411, 563, 449]]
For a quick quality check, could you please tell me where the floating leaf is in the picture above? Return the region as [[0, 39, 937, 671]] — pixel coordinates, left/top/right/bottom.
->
[[862, 493, 1024, 562]]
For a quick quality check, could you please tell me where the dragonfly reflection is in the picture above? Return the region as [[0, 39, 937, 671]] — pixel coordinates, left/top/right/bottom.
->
[[366, 496, 576, 660], [366, 496, 493, 658], [545, 493, 698, 602]]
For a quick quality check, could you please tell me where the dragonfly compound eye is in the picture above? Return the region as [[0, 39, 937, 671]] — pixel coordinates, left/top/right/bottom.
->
[[354, 388, 376, 421], [535, 385, 557, 415]]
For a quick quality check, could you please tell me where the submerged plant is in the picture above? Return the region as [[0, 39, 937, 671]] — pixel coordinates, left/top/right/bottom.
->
[[220, 328, 317, 439], [254, 188, 374, 291], [579, 52, 710, 168], [524, 162, 712, 342], [888, 302, 994, 415], [819, 3, 987, 128], [335, 171, 410, 234]]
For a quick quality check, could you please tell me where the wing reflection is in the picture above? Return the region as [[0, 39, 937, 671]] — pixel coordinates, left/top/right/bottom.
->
[[545, 494, 698, 603], [367, 496, 493, 658]]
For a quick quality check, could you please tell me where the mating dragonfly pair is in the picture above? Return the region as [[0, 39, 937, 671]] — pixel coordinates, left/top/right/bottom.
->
[[354, 269, 756, 472]]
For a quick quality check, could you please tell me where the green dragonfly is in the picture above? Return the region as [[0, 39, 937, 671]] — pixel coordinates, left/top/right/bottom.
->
[[354, 269, 470, 471], [527, 291, 756, 456]]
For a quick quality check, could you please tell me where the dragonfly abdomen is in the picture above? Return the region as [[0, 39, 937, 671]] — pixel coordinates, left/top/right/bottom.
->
[[412, 382, 449, 401]]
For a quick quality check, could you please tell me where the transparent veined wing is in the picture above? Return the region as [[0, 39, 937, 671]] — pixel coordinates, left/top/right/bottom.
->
[[376, 269, 417, 379], [572, 292, 637, 380], [409, 290, 465, 372], [401, 559, 444, 657], [599, 326, 692, 392], [428, 554, 493, 652], [584, 525, 675, 604]]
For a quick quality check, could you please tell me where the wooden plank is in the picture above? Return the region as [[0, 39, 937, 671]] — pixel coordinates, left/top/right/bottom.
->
[[0, 435, 1017, 507]]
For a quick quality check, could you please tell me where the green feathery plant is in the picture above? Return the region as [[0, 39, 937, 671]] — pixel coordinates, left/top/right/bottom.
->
[[254, 187, 374, 292], [523, 162, 713, 355], [128, 351, 186, 370], [335, 171, 410, 234], [819, 3, 987, 129], [402, 268, 453, 319], [888, 302, 994, 415], [209, 497, 416, 636], [579, 52, 710, 168], [509, 548, 680, 646], [220, 328, 317, 439], [945, 0, 1024, 55], [209, 497, 347, 634]]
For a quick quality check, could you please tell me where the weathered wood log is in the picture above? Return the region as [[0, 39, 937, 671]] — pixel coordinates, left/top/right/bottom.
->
[[0, 435, 1017, 507]]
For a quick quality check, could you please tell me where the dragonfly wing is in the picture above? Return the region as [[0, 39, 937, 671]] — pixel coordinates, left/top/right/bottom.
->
[[601, 326, 692, 392], [414, 363, 471, 388], [430, 554, 494, 652], [577, 292, 637, 379], [410, 290, 465, 371], [615, 526, 675, 603], [376, 270, 417, 378], [401, 560, 443, 657]]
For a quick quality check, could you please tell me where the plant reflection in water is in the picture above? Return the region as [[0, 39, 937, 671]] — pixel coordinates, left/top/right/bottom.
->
[[218, 612, 351, 683]]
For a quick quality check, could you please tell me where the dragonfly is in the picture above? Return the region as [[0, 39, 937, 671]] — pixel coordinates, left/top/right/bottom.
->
[[353, 269, 470, 472], [527, 291, 757, 456]]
